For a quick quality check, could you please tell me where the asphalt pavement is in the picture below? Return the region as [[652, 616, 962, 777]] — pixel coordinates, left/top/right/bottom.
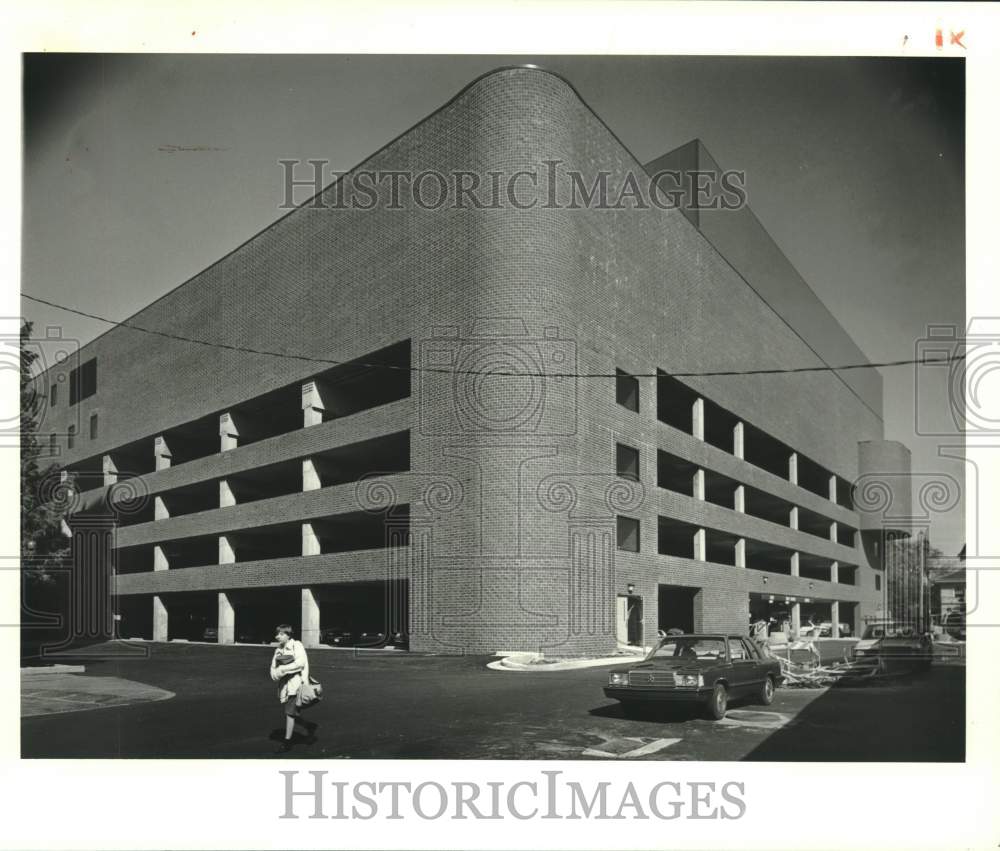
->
[[20, 642, 965, 761]]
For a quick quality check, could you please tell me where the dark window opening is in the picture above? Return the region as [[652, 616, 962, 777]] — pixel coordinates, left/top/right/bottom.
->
[[616, 369, 639, 412], [49, 383, 57, 407], [875, 574, 882, 591], [616, 443, 640, 481], [617, 516, 640, 552], [656, 369, 698, 434], [89, 413, 98, 440], [48, 433, 56, 456], [67, 424, 76, 450], [69, 358, 97, 406]]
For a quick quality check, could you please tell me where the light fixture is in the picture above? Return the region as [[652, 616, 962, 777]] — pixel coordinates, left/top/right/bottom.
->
[[626, 583, 635, 595]]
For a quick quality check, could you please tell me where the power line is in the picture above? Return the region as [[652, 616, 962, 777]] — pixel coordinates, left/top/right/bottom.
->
[[22, 292, 965, 378]]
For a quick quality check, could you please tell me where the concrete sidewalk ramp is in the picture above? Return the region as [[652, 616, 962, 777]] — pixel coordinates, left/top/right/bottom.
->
[[21, 673, 174, 717]]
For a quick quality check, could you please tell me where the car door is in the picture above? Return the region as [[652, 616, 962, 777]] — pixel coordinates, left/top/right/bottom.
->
[[739, 637, 768, 690], [727, 638, 755, 696]]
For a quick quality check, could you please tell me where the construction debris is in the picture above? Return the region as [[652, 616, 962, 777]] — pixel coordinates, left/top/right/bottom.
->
[[757, 640, 883, 688]]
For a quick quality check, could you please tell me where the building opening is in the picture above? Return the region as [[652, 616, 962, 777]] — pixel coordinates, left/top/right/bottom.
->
[[315, 580, 409, 648], [658, 584, 698, 634], [615, 594, 643, 646]]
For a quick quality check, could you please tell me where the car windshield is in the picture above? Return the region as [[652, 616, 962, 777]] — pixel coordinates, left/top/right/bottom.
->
[[647, 637, 726, 661]]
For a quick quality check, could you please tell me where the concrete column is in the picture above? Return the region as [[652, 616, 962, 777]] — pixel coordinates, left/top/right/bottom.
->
[[829, 474, 838, 503], [735, 538, 746, 568], [153, 595, 168, 642], [154, 435, 172, 471], [302, 380, 326, 427], [154, 496, 169, 520], [218, 592, 235, 644], [219, 412, 239, 452], [692, 397, 705, 441], [302, 523, 320, 556], [789, 506, 799, 530], [692, 468, 705, 501], [791, 551, 800, 577], [302, 459, 321, 492], [788, 452, 798, 485], [219, 536, 236, 564], [733, 421, 744, 459], [830, 561, 839, 584], [790, 602, 801, 639], [693, 528, 706, 561], [153, 545, 169, 571], [102, 455, 118, 487], [830, 521, 838, 542], [734, 484, 745, 513], [219, 479, 236, 507], [830, 601, 841, 638], [302, 588, 321, 648]]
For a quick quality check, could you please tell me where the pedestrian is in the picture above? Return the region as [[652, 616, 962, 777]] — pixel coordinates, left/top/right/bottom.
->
[[269, 623, 317, 753]]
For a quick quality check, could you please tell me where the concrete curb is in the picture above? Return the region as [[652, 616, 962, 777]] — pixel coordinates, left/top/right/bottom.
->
[[487, 654, 634, 672], [21, 665, 86, 675]]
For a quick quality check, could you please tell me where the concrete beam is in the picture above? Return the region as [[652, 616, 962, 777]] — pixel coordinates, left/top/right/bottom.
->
[[153, 595, 168, 642], [302, 588, 320, 648], [218, 592, 234, 644]]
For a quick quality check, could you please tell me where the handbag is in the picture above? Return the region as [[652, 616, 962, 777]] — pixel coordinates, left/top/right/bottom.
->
[[296, 675, 323, 709]]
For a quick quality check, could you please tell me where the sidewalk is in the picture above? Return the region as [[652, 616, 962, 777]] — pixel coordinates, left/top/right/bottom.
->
[[21, 672, 175, 717], [488, 644, 649, 672]]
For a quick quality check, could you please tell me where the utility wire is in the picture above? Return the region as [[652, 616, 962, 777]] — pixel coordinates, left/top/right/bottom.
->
[[22, 292, 966, 378]]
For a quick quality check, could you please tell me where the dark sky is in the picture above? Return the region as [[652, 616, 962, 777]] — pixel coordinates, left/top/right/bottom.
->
[[20, 54, 966, 550]]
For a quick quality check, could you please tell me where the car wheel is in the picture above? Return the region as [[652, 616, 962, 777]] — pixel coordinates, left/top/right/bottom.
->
[[758, 675, 775, 706], [706, 683, 728, 720]]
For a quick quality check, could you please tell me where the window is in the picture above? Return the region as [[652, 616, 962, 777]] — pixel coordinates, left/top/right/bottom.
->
[[728, 638, 747, 660], [616, 369, 639, 412], [49, 434, 56, 455], [89, 413, 99, 440], [616, 443, 640, 481], [50, 383, 57, 407], [617, 516, 640, 552], [69, 358, 97, 406], [875, 574, 882, 591], [67, 424, 76, 450], [741, 638, 761, 659]]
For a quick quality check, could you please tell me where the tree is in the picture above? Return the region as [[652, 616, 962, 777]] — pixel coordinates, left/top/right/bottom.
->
[[21, 321, 71, 578]]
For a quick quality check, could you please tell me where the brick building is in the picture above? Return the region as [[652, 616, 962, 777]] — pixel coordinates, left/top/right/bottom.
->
[[35, 66, 909, 656]]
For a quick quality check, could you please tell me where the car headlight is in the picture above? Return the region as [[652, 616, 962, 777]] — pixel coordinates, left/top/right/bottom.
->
[[673, 673, 703, 687], [609, 672, 629, 686]]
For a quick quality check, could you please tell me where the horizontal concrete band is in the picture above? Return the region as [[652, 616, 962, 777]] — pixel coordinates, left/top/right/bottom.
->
[[653, 555, 865, 603], [654, 489, 860, 565], [114, 473, 414, 548], [656, 421, 859, 528], [115, 548, 395, 595], [73, 398, 413, 508]]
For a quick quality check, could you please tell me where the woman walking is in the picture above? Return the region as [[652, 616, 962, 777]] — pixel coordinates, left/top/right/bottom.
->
[[270, 624, 317, 753]]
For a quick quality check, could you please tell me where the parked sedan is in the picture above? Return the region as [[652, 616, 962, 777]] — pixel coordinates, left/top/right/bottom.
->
[[603, 634, 782, 720]]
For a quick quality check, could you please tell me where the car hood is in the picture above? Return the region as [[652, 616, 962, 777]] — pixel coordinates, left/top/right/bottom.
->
[[629, 658, 718, 673]]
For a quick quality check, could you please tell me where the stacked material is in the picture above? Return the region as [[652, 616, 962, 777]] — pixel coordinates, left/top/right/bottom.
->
[[757, 641, 881, 688]]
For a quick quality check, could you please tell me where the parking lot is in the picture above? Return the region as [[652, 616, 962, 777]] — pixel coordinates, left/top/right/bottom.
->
[[21, 642, 965, 761]]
